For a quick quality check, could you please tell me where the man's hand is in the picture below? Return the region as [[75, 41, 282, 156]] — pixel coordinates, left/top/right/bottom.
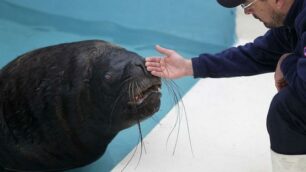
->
[[145, 45, 193, 79], [275, 53, 291, 91]]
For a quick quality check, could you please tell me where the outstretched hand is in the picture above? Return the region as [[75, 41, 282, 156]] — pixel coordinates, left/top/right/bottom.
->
[[145, 45, 193, 79]]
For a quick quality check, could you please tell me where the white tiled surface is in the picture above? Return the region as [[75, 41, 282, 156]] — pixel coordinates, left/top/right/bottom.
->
[[113, 8, 272, 172]]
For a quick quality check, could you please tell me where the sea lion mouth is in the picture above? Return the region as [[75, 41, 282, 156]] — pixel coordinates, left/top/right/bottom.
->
[[128, 83, 161, 106]]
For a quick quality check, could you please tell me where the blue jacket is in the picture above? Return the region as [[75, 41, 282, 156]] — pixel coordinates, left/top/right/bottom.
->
[[192, 0, 306, 101]]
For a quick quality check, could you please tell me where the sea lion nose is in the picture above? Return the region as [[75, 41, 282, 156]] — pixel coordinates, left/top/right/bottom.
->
[[131, 58, 156, 78], [135, 63, 147, 75], [130, 58, 145, 72]]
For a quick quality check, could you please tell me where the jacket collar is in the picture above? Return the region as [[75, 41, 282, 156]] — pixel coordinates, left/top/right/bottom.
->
[[284, 0, 304, 27]]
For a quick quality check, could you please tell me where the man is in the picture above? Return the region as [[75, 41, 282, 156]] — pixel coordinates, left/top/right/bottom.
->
[[145, 0, 306, 171]]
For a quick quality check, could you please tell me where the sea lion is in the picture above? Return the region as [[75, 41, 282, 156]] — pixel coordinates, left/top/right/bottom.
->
[[0, 40, 161, 171]]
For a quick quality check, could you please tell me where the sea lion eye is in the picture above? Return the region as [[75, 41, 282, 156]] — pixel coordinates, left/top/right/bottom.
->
[[104, 72, 112, 80]]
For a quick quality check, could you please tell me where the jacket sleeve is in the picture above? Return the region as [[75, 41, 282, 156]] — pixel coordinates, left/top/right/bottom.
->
[[281, 31, 306, 102], [192, 27, 293, 78]]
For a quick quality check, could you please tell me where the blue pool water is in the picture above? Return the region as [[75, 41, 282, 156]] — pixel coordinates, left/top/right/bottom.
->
[[0, 0, 236, 171]]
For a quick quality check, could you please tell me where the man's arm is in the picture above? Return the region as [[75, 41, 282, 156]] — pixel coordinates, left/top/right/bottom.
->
[[280, 31, 306, 102], [192, 27, 293, 78]]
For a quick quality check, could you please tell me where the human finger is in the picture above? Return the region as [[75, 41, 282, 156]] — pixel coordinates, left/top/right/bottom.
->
[[145, 57, 161, 63], [155, 45, 174, 56], [145, 61, 161, 68], [150, 71, 165, 78], [147, 66, 163, 72]]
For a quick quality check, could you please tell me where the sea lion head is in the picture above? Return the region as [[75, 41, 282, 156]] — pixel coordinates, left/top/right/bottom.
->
[[88, 41, 162, 131]]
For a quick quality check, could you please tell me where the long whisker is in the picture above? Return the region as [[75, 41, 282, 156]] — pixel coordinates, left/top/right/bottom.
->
[[162, 78, 194, 156], [163, 79, 181, 154], [135, 121, 146, 169], [120, 121, 146, 171], [180, 98, 194, 156], [135, 80, 142, 100], [128, 81, 132, 103], [120, 133, 139, 172], [108, 93, 125, 131], [169, 79, 194, 156]]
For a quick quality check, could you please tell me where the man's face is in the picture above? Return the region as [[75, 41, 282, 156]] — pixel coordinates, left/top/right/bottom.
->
[[243, 0, 287, 28], [253, 9, 286, 28]]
